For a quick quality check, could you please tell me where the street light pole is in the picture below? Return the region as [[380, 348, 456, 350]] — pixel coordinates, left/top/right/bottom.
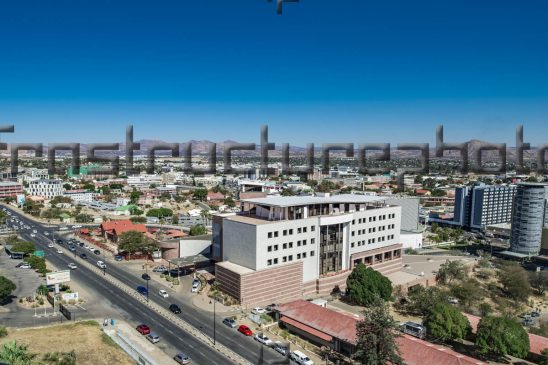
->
[[213, 296, 216, 345]]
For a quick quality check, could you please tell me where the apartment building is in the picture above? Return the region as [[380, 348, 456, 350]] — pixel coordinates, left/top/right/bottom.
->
[[27, 179, 64, 199], [63, 189, 96, 203], [127, 174, 163, 188], [214, 194, 402, 305]]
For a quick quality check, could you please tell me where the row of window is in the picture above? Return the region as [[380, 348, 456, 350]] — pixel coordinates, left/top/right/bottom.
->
[[267, 250, 316, 266], [352, 224, 396, 236], [352, 213, 396, 225], [351, 234, 395, 248], [267, 226, 316, 239], [267, 238, 315, 252]]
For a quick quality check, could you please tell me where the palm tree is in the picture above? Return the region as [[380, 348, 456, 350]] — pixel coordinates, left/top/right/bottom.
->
[[0, 341, 35, 365]]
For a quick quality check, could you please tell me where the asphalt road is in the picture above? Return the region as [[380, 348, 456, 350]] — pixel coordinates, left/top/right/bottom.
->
[[3, 207, 284, 365]]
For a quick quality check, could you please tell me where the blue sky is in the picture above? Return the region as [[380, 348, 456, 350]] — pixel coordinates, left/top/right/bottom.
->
[[0, 1, 547, 146]]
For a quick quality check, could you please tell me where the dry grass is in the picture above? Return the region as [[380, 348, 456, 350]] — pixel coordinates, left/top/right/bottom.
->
[[1, 321, 134, 365]]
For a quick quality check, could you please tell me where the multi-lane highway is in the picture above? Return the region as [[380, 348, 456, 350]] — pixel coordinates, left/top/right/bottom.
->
[[2, 206, 284, 365]]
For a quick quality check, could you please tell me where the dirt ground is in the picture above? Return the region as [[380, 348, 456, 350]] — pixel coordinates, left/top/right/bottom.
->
[[1, 321, 134, 365]]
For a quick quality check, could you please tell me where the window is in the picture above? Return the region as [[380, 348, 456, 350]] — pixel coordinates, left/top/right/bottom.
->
[[311, 238, 315, 244], [352, 231, 355, 237], [283, 243, 287, 249], [274, 231, 279, 238], [283, 256, 287, 263], [297, 240, 301, 247], [297, 253, 301, 259], [283, 230, 287, 236], [288, 255, 293, 261], [303, 227, 307, 233], [303, 239, 307, 245], [267, 259, 272, 266], [268, 246, 272, 252], [273, 258, 278, 264], [297, 228, 302, 234], [274, 245, 279, 251], [268, 232, 272, 239], [289, 242, 293, 248], [351, 242, 355, 248], [302, 252, 307, 258], [289, 229, 293, 235], [310, 250, 315, 256], [311, 226, 315, 231]]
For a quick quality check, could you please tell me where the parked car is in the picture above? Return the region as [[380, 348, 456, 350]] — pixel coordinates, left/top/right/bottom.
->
[[93, 249, 101, 255], [290, 350, 314, 365], [97, 261, 106, 269], [273, 342, 289, 356], [78, 242, 84, 247], [56, 249, 63, 254], [173, 352, 191, 364], [17, 263, 32, 269], [191, 279, 200, 293], [114, 255, 123, 261], [68, 245, 76, 252], [238, 325, 253, 336], [146, 332, 160, 344], [252, 307, 266, 315], [80, 253, 88, 260], [67, 263, 77, 270], [47, 243, 54, 248], [159, 289, 169, 298], [153, 265, 167, 272], [169, 304, 182, 314], [222, 317, 237, 328], [137, 286, 148, 296], [56, 239, 63, 244], [142, 273, 151, 281], [136, 324, 151, 335], [254, 333, 273, 346]]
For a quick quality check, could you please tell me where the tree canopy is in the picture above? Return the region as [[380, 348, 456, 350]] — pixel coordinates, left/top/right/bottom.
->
[[118, 231, 157, 258], [189, 224, 207, 236], [0, 340, 35, 365], [424, 303, 471, 342], [11, 241, 36, 255], [435, 260, 467, 285], [475, 316, 529, 359], [498, 261, 532, 302], [146, 207, 172, 218], [403, 286, 448, 316], [353, 298, 403, 365], [346, 264, 392, 306], [192, 188, 208, 202], [0, 276, 16, 303]]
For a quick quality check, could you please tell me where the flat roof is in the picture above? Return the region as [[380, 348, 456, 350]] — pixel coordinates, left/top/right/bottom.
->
[[241, 194, 385, 207], [0, 181, 21, 186], [216, 261, 254, 275]]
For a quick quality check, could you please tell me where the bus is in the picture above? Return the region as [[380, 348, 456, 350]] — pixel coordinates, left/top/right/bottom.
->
[[400, 321, 426, 339]]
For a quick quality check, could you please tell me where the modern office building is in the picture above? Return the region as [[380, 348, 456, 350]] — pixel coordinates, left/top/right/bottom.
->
[[429, 183, 516, 231], [510, 183, 548, 255], [27, 179, 64, 199], [0, 181, 23, 198], [214, 194, 403, 305]]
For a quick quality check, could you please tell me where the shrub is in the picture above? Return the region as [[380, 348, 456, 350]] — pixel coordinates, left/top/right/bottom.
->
[[0, 326, 7, 338]]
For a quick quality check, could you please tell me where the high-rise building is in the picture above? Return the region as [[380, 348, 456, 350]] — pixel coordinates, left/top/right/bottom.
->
[[429, 183, 516, 231], [510, 183, 548, 255]]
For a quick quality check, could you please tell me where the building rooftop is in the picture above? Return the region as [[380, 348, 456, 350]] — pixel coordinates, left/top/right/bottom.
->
[[0, 181, 21, 187], [241, 194, 385, 208], [216, 261, 255, 275]]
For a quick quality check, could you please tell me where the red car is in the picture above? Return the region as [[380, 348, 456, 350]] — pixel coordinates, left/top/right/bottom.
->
[[238, 325, 253, 336], [136, 324, 151, 335]]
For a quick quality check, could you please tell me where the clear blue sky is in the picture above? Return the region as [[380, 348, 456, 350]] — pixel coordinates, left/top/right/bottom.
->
[[0, 1, 547, 146]]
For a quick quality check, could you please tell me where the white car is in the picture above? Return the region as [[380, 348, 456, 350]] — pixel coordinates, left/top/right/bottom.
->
[[56, 249, 63, 254], [254, 333, 273, 346], [84, 245, 90, 250], [191, 279, 200, 293], [252, 307, 266, 315], [30, 233, 36, 237], [159, 290, 169, 298], [17, 263, 32, 269], [44, 232, 49, 235], [32, 229, 37, 233], [67, 263, 77, 270], [48, 243, 54, 248], [97, 261, 106, 269]]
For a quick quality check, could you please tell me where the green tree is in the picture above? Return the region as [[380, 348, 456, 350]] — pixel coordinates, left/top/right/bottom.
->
[[280, 189, 295, 196], [24, 256, 47, 275], [118, 231, 157, 259], [171, 215, 179, 224], [146, 207, 173, 218], [346, 264, 392, 306], [129, 190, 141, 204], [449, 279, 484, 308], [498, 262, 532, 302], [189, 224, 207, 236], [404, 286, 448, 316], [224, 196, 236, 207], [529, 271, 548, 296], [0, 276, 17, 303], [192, 188, 208, 202], [436, 260, 467, 285], [424, 303, 471, 342], [11, 241, 36, 255], [75, 214, 93, 223], [475, 316, 529, 359], [130, 216, 146, 223], [540, 349, 548, 365], [0, 326, 7, 338], [353, 298, 403, 365], [0, 341, 35, 365]]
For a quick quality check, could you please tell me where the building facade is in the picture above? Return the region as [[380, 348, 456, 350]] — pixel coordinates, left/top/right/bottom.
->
[[214, 194, 403, 305], [0, 181, 23, 198], [510, 183, 548, 255], [27, 179, 64, 199]]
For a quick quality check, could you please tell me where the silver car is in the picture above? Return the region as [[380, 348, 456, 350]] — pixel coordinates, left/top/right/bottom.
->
[[146, 332, 160, 344]]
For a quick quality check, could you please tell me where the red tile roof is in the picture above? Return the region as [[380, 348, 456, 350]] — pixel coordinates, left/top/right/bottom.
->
[[166, 229, 185, 238], [397, 334, 487, 365], [277, 300, 359, 343], [207, 192, 225, 200], [100, 220, 147, 236], [280, 317, 333, 342]]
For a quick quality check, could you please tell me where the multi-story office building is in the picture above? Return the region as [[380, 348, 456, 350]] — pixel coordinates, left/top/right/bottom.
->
[[510, 183, 548, 255], [429, 183, 515, 231], [127, 174, 163, 188], [27, 179, 64, 199], [214, 194, 403, 305], [0, 181, 23, 198]]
